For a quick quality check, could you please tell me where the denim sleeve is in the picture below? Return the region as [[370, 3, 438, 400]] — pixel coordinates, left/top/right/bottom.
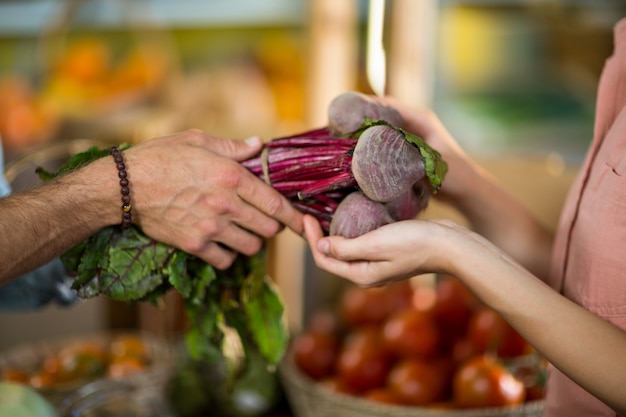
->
[[0, 142, 9, 198], [0, 138, 78, 310]]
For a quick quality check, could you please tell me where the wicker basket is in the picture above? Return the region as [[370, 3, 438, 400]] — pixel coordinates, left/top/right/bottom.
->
[[279, 351, 544, 417]]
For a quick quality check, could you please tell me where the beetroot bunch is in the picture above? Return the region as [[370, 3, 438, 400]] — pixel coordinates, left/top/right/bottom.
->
[[241, 91, 448, 238]]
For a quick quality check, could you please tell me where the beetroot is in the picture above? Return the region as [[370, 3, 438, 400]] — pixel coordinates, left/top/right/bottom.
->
[[329, 192, 393, 238], [241, 91, 447, 238], [385, 182, 430, 222], [352, 124, 425, 203], [328, 91, 404, 136]]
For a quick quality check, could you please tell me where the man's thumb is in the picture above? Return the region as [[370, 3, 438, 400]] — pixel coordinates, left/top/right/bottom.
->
[[215, 136, 263, 161]]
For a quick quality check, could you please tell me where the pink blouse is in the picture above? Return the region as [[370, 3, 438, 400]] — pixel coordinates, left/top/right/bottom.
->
[[546, 17, 626, 417]]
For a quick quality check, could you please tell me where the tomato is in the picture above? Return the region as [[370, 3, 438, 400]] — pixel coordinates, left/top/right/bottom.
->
[[411, 282, 437, 313], [513, 359, 546, 401], [319, 376, 355, 395], [336, 339, 391, 392], [452, 355, 526, 408], [451, 337, 480, 366], [387, 358, 446, 406], [292, 330, 338, 380], [56, 342, 108, 381], [1, 368, 29, 384], [341, 326, 381, 351], [110, 335, 148, 361], [382, 308, 440, 358], [526, 384, 545, 401], [382, 280, 415, 316], [339, 285, 389, 327], [363, 387, 403, 405], [306, 309, 340, 335], [107, 357, 145, 379], [468, 307, 528, 358], [432, 275, 477, 334], [29, 371, 57, 388]]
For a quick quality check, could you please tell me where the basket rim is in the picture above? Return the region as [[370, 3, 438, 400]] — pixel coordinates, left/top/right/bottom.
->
[[279, 348, 545, 417]]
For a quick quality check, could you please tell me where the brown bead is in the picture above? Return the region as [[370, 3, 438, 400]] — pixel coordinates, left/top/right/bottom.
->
[[110, 146, 133, 230]]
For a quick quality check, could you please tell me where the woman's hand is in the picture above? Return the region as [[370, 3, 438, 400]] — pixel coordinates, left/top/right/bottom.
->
[[303, 214, 475, 287]]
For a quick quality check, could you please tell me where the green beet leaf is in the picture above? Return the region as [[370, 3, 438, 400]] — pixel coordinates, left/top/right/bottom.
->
[[241, 252, 287, 366]]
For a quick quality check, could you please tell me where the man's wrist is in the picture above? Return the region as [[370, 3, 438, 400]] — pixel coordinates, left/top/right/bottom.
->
[[59, 156, 123, 229]]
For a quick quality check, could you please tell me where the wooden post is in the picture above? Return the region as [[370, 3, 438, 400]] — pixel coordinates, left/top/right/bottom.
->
[[387, 0, 439, 107], [269, 0, 358, 333]]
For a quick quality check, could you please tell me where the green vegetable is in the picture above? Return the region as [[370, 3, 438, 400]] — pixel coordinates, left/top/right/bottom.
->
[[0, 382, 60, 417], [37, 149, 288, 385]]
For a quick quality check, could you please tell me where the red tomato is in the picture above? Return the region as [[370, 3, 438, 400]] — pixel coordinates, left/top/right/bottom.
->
[[433, 275, 477, 333], [107, 357, 145, 379], [387, 358, 446, 406], [451, 337, 480, 366], [336, 340, 391, 392], [526, 384, 546, 401], [468, 307, 528, 358], [341, 326, 381, 351], [1, 368, 29, 384], [319, 376, 355, 395], [453, 355, 526, 408], [382, 308, 440, 358], [109, 335, 149, 361], [411, 283, 437, 313], [292, 330, 339, 380], [383, 280, 415, 316], [306, 309, 340, 335], [339, 285, 389, 327], [29, 370, 57, 388], [364, 387, 404, 405]]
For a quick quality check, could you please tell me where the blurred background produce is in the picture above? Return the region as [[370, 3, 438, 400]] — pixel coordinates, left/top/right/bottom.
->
[[0, 0, 624, 416]]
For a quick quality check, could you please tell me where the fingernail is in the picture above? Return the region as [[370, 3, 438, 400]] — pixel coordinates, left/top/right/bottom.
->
[[317, 239, 330, 255], [244, 136, 262, 147]]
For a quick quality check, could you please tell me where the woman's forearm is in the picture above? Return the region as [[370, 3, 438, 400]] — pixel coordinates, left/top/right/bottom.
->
[[446, 160, 554, 281], [0, 157, 119, 284], [449, 231, 626, 413]]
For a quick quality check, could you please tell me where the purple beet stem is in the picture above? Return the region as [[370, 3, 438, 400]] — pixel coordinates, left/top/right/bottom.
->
[[242, 127, 360, 232]]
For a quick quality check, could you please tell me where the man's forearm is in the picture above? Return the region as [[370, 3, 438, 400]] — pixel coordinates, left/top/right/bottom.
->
[[0, 157, 120, 284]]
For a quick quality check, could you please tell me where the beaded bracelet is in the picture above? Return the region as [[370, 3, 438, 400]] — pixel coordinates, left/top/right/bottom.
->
[[109, 146, 132, 229]]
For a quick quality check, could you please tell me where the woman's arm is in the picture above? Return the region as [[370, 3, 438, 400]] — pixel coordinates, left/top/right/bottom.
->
[[303, 216, 626, 413]]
